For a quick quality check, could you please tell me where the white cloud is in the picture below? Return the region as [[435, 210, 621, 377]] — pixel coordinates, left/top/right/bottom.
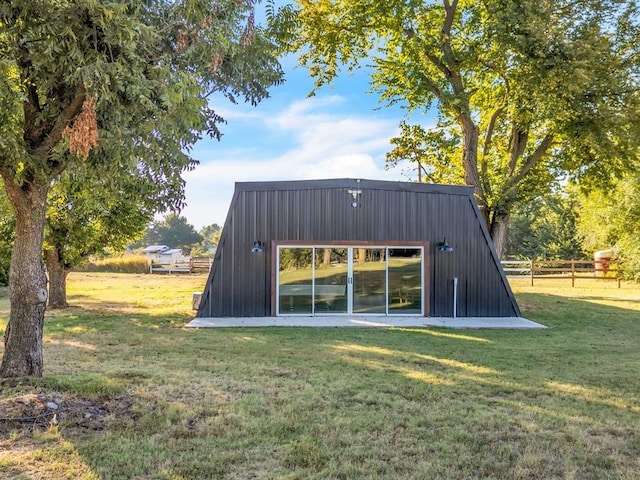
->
[[181, 94, 410, 229], [269, 95, 346, 129]]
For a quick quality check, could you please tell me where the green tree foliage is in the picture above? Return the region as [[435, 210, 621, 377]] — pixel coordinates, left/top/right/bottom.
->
[[271, 0, 640, 256], [385, 121, 461, 184], [279, 248, 313, 271], [576, 172, 640, 280], [140, 214, 203, 253], [192, 223, 222, 256], [0, 0, 283, 377], [504, 188, 586, 261]]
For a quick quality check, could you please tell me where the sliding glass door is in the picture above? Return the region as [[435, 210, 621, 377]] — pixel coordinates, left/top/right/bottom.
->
[[314, 248, 348, 314], [352, 248, 387, 314], [277, 247, 313, 314], [277, 245, 423, 316], [387, 248, 422, 315]]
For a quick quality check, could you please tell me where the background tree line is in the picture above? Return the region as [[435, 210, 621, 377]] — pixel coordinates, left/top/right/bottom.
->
[[0, 202, 221, 290], [132, 214, 221, 257], [4, 177, 640, 285]]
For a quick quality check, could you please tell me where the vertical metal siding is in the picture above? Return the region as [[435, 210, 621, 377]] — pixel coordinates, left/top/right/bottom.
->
[[196, 179, 520, 318]]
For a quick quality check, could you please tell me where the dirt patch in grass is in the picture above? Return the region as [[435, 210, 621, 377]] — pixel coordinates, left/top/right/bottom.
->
[[0, 390, 133, 435]]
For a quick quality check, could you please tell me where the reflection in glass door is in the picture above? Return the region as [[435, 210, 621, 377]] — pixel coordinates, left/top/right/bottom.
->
[[277, 246, 423, 316], [278, 247, 313, 314], [314, 248, 348, 314], [387, 248, 422, 315], [353, 248, 386, 314]]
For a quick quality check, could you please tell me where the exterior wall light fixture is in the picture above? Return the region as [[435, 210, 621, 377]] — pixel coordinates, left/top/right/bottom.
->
[[347, 179, 362, 208], [251, 241, 264, 253], [437, 237, 454, 253]]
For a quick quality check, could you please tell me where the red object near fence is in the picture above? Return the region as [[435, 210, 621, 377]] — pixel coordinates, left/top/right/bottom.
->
[[594, 249, 613, 276]]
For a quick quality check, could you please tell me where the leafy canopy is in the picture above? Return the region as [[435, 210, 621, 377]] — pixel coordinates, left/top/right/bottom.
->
[[270, 0, 640, 254], [0, 0, 284, 197]]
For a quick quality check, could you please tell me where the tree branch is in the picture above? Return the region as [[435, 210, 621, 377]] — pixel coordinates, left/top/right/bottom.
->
[[442, 0, 458, 38], [17, 47, 44, 147], [404, 27, 451, 80], [483, 107, 503, 157], [508, 125, 528, 175], [506, 133, 555, 191], [480, 109, 504, 201], [441, 0, 464, 94], [35, 83, 86, 158]]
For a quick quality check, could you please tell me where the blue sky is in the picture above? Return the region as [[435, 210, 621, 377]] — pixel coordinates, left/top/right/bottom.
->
[[180, 44, 433, 230]]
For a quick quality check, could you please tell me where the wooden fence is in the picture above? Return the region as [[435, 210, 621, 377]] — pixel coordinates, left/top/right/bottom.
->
[[501, 259, 620, 287], [150, 257, 213, 274]]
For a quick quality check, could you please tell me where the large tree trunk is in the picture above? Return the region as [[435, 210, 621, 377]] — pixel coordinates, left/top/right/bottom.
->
[[0, 177, 49, 378], [459, 114, 489, 221], [45, 247, 70, 309], [489, 212, 510, 260], [459, 114, 513, 257]]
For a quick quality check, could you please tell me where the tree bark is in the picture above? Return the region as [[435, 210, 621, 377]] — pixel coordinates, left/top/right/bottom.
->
[[0, 176, 49, 378], [322, 248, 331, 267], [44, 247, 70, 309], [460, 116, 486, 212], [490, 212, 510, 260]]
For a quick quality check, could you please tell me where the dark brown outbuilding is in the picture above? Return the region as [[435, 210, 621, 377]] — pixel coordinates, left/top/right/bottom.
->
[[196, 178, 520, 318]]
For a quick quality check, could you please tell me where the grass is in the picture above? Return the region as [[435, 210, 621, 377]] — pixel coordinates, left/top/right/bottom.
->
[[0, 273, 639, 479]]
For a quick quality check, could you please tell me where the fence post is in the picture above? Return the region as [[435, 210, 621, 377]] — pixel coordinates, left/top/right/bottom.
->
[[571, 260, 575, 287], [530, 259, 534, 286]]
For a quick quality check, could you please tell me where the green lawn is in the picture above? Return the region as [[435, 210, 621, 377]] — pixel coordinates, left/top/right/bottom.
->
[[1, 273, 639, 479]]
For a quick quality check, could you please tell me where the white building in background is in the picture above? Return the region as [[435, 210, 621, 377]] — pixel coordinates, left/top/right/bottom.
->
[[142, 245, 187, 265]]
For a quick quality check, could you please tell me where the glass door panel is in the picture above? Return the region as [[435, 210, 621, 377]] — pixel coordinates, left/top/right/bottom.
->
[[277, 245, 423, 316], [314, 248, 348, 314], [387, 248, 422, 315], [278, 247, 313, 314], [353, 248, 387, 314]]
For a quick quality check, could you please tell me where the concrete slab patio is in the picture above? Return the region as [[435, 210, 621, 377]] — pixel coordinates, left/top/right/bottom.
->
[[186, 316, 546, 329]]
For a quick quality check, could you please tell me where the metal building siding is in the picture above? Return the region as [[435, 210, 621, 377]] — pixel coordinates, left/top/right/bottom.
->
[[196, 179, 520, 318]]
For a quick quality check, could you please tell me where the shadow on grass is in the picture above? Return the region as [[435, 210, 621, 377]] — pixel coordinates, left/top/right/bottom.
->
[[43, 306, 193, 335]]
